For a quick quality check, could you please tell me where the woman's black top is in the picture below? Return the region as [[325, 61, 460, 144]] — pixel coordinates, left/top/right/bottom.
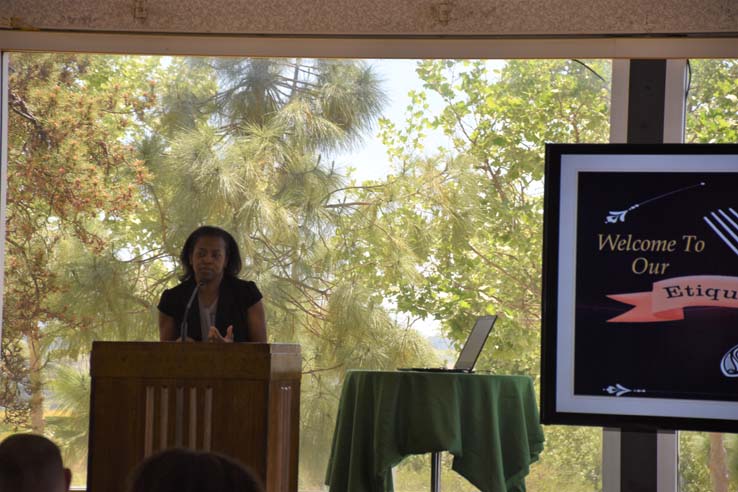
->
[[157, 275, 263, 342]]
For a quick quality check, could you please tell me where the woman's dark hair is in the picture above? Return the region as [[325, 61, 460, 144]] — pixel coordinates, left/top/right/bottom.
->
[[180, 226, 242, 281], [127, 448, 264, 492]]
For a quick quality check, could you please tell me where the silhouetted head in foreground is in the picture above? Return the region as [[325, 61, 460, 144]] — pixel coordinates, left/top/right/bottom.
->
[[127, 448, 264, 492], [0, 433, 72, 492]]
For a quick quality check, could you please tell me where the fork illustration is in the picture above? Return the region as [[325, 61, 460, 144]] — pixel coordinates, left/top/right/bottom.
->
[[704, 208, 738, 256]]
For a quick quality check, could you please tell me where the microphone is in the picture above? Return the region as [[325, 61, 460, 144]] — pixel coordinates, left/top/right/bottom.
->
[[180, 281, 203, 342]]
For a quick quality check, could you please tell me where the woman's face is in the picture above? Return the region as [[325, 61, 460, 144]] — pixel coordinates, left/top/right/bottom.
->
[[190, 235, 228, 284]]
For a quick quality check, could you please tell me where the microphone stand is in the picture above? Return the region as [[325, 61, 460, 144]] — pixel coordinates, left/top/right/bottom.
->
[[180, 282, 202, 342]]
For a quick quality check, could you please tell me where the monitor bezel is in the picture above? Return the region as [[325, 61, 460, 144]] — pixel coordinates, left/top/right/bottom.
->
[[541, 143, 738, 433]]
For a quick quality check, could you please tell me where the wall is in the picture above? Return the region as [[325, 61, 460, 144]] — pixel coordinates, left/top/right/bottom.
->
[[2, 0, 738, 37]]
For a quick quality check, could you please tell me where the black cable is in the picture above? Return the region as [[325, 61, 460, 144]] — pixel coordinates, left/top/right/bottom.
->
[[572, 59, 607, 84]]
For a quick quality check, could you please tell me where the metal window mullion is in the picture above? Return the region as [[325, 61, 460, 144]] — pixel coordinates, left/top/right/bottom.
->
[[603, 58, 685, 492], [0, 51, 9, 344]]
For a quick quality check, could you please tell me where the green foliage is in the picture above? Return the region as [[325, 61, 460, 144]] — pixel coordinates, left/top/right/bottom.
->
[[3, 53, 155, 431], [148, 58, 437, 488], [4, 54, 434, 486], [371, 60, 610, 377], [679, 432, 711, 492], [686, 60, 738, 143], [728, 433, 738, 491], [527, 425, 601, 492], [45, 363, 91, 479], [369, 59, 611, 491], [681, 58, 738, 492], [393, 453, 480, 491]]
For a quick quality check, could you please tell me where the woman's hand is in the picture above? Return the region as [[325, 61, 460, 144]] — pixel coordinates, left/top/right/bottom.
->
[[208, 325, 234, 343]]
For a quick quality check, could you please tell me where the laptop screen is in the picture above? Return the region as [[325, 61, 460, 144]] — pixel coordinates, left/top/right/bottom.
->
[[454, 315, 497, 371]]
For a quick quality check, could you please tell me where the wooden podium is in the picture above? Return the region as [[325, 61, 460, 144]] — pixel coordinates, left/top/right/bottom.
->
[[87, 342, 301, 492]]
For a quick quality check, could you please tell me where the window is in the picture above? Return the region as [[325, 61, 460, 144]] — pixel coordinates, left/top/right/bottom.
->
[[1, 53, 612, 490], [679, 58, 738, 492]]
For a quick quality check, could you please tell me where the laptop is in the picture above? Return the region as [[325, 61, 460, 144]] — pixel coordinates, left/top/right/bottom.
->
[[398, 315, 497, 373]]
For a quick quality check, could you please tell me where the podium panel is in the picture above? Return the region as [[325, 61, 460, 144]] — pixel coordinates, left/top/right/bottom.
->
[[87, 342, 301, 492]]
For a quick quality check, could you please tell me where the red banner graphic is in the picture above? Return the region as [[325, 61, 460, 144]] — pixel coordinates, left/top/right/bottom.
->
[[606, 275, 738, 323]]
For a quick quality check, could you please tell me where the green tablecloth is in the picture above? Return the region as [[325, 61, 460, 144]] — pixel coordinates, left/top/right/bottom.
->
[[325, 370, 544, 492]]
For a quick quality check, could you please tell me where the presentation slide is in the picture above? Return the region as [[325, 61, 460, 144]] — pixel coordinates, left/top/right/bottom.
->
[[542, 145, 738, 431]]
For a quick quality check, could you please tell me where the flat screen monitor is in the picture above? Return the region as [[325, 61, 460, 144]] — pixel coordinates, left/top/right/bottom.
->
[[541, 143, 738, 432]]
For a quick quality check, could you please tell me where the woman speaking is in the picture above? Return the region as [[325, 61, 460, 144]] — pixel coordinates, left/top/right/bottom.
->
[[157, 226, 266, 343]]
